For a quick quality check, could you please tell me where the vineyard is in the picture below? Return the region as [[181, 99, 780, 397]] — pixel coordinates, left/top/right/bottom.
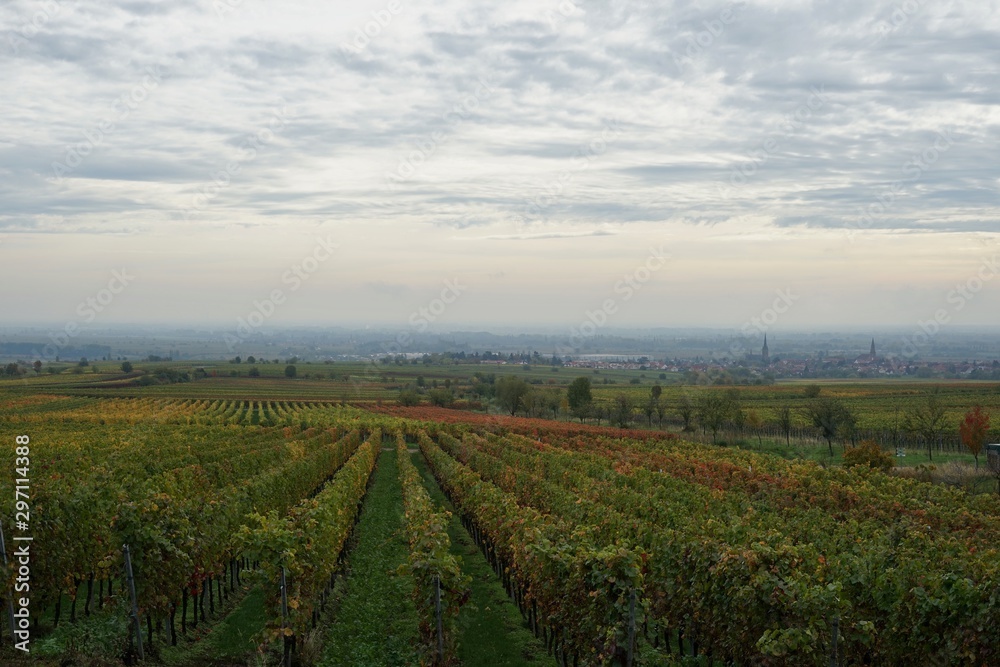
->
[[0, 391, 998, 666]]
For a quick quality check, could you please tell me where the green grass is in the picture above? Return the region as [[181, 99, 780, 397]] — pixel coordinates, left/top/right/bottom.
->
[[319, 449, 418, 667], [410, 451, 556, 667], [155, 586, 267, 666]]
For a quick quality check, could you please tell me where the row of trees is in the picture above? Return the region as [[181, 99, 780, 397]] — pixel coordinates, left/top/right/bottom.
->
[[462, 377, 995, 469]]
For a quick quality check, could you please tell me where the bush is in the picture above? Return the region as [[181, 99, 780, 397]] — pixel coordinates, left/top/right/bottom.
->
[[843, 440, 894, 472], [428, 388, 454, 407], [398, 390, 421, 407]]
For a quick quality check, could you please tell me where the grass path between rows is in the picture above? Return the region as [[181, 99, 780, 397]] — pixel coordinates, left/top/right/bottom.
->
[[410, 450, 557, 667], [318, 448, 419, 667]]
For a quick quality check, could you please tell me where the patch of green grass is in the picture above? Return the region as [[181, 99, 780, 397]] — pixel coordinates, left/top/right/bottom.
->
[[411, 451, 556, 667], [318, 449, 418, 667], [152, 584, 266, 667]]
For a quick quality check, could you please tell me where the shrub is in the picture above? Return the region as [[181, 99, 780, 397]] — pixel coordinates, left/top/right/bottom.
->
[[398, 389, 421, 407], [843, 440, 894, 472]]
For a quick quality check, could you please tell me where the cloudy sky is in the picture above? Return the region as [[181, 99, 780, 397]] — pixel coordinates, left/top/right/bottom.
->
[[1, 0, 998, 335]]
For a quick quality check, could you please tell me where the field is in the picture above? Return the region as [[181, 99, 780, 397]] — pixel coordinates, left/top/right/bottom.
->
[[0, 366, 999, 666]]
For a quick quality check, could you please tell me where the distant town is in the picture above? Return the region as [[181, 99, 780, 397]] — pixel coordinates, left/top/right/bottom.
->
[[1, 326, 999, 382]]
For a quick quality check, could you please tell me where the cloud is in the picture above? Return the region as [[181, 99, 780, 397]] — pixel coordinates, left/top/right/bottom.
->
[[1, 0, 999, 327]]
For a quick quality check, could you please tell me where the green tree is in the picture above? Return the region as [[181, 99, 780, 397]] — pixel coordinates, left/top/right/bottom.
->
[[777, 405, 793, 446], [284, 364, 297, 378], [248, 366, 261, 377], [428, 388, 455, 408], [398, 389, 421, 406], [807, 398, 854, 456], [678, 395, 696, 432], [567, 377, 593, 422], [611, 393, 635, 428], [903, 387, 947, 461], [32, 360, 42, 374], [645, 384, 663, 426], [121, 361, 133, 373], [495, 376, 530, 416], [697, 392, 739, 445]]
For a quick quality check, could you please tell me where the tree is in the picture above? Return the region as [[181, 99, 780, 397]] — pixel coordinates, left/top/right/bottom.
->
[[428, 388, 455, 408], [248, 366, 261, 377], [121, 361, 133, 373], [777, 405, 793, 446], [495, 376, 530, 416], [697, 392, 739, 445], [567, 377, 593, 422], [645, 385, 663, 426], [611, 393, 635, 428], [246, 355, 256, 364], [284, 365, 297, 378], [806, 398, 854, 456], [959, 405, 990, 470], [745, 409, 764, 449], [32, 360, 42, 374], [803, 384, 821, 398], [903, 388, 947, 461], [678, 395, 696, 432], [398, 389, 421, 406]]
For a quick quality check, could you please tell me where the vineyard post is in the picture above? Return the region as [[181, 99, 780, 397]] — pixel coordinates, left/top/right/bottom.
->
[[280, 566, 291, 667], [626, 588, 637, 667], [435, 574, 444, 663], [828, 616, 839, 667], [122, 544, 144, 660], [0, 521, 15, 642]]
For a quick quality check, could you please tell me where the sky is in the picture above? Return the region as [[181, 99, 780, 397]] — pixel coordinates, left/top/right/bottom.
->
[[0, 0, 998, 339]]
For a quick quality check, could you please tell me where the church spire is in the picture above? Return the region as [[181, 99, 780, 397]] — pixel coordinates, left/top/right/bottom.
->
[[762, 333, 770, 364], [870, 338, 876, 359]]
